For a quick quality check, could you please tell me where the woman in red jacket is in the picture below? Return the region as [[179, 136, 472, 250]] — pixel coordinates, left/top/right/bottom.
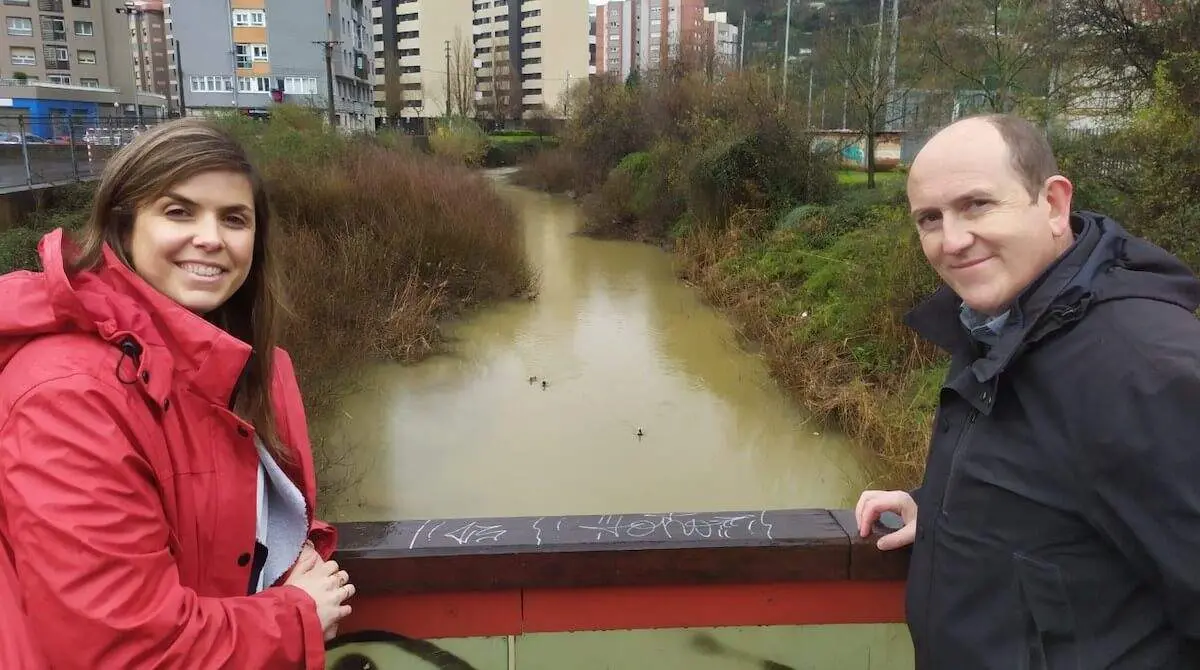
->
[[0, 118, 353, 668]]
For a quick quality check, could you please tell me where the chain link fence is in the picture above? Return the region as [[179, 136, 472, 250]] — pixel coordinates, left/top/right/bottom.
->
[[0, 115, 166, 192]]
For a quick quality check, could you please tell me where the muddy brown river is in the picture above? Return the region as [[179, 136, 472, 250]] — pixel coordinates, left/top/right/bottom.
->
[[322, 171, 869, 522]]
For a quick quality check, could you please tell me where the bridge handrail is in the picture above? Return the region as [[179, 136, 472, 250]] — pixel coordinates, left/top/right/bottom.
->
[[331, 507, 910, 596]]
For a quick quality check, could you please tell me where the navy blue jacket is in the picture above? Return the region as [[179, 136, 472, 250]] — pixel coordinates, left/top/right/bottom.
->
[[904, 211, 1200, 669]]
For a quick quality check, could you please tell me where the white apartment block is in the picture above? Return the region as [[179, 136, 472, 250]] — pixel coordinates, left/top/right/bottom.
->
[[373, 0, 589, 126]]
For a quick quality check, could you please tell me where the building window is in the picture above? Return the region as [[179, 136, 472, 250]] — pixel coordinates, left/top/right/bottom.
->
[[6, 16, 32, 36], [251, 44, 267, 61], [9, 46, 35, 65], [281, 76, 318, 95], [232, 9, 265, 27], [76, 48, 95, 63], [189, 74, 234, 92], [73, 20, 92, 36], [235, 44, 250, 68], [42, 45, 67, 66], [237, 75, 271, 92], [70, 0, 89, 6], [3, 0, 31, 5], [79, 77, 99, 87], [47, 74, 69, 84]]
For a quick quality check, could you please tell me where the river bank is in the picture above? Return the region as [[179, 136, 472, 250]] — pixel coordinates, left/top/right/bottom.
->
[[513, 71, 941, 489], [322, 176, 871, 522], [514, 57, 1200, 490]]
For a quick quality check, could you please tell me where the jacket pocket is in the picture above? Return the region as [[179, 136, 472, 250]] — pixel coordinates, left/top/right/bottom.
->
[[1014, 553, 1080, 670]]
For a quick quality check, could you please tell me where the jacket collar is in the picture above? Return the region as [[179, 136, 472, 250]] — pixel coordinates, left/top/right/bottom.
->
[[33, 228, 250, 409]]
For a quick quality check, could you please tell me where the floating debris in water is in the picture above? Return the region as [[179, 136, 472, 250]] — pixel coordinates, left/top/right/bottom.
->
[[528, 375, 538, 384]]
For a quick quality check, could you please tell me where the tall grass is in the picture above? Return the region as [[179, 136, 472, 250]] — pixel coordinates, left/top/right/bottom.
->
[[675, 204, 944, 488]]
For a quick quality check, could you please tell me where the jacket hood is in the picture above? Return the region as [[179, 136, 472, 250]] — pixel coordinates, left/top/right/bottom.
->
[[907, 210, 1200, 360], [0, 228, 251, 409]]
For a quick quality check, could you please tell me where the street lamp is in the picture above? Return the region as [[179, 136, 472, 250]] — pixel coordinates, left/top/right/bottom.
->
[[115, 1, 146, 127]]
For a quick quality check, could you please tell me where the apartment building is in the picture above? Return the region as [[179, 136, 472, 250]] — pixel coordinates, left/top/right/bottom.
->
[[373, 0, 590, 127], [113, 0, 171, 109], [595, 0, 738, 80], [0, 0, 168, 137], [165, 0, 373, 131], [373, 0, 472, 124]]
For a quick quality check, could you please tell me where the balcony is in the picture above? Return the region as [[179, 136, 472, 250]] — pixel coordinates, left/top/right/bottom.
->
[[326, 506, 912, 668]]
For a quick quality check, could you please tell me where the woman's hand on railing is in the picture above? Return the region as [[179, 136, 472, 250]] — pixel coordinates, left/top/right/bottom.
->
[[285, 545, 355, 640], [854, 490, 917, 551]]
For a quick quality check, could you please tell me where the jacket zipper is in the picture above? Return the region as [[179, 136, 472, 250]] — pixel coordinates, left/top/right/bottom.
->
[[939, 409, 979, 515]]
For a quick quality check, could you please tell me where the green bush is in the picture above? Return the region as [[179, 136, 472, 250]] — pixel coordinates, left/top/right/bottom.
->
[[484, 135, 558, 167], [429, 115, 489, 167]]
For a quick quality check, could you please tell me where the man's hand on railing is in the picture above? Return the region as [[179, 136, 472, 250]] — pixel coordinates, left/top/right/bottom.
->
[[854, 490, 917, 551]]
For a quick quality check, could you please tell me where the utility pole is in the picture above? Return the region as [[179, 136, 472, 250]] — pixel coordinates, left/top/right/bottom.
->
[[872, 0, 885, 84], [174, 39, 187, 117], [886, 0, 901, 130], [739, 9, 746, 69], [313, 40, 341, 128], [781, 0, 791, 101], [114, 1, 146, 126], [807, 65, 814, 127], [444, 39, 452, 117]]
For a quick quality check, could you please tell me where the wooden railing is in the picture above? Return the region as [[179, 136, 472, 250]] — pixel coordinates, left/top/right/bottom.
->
[[324, 507, 911, 668]]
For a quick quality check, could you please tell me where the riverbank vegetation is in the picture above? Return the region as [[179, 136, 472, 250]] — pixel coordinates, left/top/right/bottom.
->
[[0, 106, 534, 503], [517, 6, 1200, 488]]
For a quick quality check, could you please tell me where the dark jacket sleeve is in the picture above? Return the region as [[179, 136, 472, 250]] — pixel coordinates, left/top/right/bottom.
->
[[1076, 329, 1200, 639]]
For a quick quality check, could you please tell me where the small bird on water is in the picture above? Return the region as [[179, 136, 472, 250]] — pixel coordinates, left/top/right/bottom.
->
[[528, 375, 538, 384], [541, 380, 548, 389], [636, 428, 645, 438]]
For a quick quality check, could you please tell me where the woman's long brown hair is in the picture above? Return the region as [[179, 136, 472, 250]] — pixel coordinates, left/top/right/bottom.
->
[[69, 118, 290, 462]]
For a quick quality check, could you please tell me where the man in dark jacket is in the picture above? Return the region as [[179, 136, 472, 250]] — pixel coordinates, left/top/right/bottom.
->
[[855, 113, 1200, 669]]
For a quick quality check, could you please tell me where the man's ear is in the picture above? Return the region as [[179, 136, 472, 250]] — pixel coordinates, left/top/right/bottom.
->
[[1044, 175, 1074, 237]]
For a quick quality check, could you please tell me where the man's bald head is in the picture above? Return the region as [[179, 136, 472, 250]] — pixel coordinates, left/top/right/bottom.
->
[[906, 113, 1075, 315], [913, 114, 1060, 202]]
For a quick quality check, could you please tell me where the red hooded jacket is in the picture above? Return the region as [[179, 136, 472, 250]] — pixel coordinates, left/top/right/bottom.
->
[[0, 229, 337, 668]]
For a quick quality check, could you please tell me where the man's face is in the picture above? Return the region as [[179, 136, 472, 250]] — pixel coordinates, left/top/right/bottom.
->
[[907, 120, 1074, 316]]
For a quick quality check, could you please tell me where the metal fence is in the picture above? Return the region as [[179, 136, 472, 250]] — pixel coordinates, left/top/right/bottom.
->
[[0, 115, 166, 192]]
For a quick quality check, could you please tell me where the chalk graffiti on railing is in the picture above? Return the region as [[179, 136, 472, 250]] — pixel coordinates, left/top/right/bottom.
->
[[395, 510, 781, 551], [571, 512, 775, 542]]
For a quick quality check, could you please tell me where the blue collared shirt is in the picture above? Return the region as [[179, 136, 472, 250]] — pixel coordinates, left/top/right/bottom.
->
[[959, 303, 1017, 347]]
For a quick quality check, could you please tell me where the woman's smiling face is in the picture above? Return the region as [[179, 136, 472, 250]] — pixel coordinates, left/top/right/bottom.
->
[[125, 170, 256, 315]]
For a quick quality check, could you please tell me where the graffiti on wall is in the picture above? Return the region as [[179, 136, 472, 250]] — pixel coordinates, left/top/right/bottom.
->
[[811, 132, 905, 170]]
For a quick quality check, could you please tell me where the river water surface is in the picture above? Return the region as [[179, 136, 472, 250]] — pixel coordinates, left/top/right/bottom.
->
[[324, 172, 868, 522]]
